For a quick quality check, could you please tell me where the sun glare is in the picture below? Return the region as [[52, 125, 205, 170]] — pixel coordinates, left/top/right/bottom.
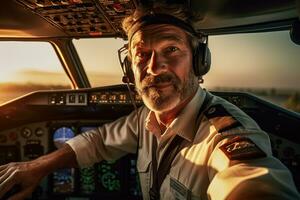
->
[[0, 41, 69, 85]]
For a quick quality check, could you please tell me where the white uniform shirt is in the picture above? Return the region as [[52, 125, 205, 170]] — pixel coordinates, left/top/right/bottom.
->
[[66, 87, 300, 199]]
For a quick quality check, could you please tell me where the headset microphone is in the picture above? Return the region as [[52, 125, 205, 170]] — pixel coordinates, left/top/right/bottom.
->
[[118, 44, 135, 84], [118, 44, 142, 154]]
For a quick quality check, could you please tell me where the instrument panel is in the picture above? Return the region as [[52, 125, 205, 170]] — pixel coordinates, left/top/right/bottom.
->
[[0, 120, 141, 199], [0, 84, 299, 199]]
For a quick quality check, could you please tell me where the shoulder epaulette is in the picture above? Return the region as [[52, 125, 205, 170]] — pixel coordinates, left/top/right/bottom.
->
[[220, 136, 266, 160], [204, 104, 241, 133]]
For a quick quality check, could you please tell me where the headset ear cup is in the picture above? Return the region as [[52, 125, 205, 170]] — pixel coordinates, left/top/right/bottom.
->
[[202, 45, 211, 75], [193, 43, 211, 76], [123, 56, 135, 84]]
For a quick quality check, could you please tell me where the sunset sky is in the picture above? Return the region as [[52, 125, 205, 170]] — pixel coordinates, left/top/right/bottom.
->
[[0, 30, 299, 90]]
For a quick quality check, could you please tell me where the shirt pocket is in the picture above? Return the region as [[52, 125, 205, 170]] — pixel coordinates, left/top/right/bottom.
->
[[137, 158, 152, 200]]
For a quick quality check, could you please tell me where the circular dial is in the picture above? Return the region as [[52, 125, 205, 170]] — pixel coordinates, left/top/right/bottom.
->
[[21, 127, 32, 138], [35, 128, 44, 137]]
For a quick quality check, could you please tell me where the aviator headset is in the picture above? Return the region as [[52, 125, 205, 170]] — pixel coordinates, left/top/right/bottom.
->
[[119, 13, 211, 84]]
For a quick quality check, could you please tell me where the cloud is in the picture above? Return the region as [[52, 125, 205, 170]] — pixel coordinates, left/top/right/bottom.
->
[[16, 69, 122, 86]]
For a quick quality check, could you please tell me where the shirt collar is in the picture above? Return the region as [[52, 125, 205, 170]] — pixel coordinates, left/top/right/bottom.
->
[[145, 86, 206, 142]]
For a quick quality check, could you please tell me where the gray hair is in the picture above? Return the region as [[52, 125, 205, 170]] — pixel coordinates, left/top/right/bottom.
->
[[122, 3, 201, 58]]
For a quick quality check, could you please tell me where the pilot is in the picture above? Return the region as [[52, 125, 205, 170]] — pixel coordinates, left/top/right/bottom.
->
[[0, 3, 299, 200]]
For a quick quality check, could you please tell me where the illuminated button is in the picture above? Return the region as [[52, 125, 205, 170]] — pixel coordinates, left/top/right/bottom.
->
[[112, 3, 125, 13], [78, 94, 86, 103], [119, 94, 126, 101], [69, 94, 76, 103], [50, 96, 56, 105], [110, 95, 116, 102], [90, 94, 98, 103], [61, 0, 69, 5], [100, 94, 107, 102], [59, 96, 65, 104], [50, 0, 60, 5], [36, 0, 46, 7]]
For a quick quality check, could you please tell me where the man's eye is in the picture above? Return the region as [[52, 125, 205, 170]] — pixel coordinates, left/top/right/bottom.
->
[[134, 52, 148, 62], [166, 46, 179, 53]]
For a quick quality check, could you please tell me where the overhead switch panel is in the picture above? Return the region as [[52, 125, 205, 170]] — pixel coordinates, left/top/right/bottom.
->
[[17, 0, 136, 38]]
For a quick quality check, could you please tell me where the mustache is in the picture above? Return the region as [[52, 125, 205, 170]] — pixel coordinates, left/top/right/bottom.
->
[[141, 73, 180, 89]]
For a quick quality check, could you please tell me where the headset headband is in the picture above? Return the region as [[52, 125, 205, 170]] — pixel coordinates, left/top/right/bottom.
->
[[128, 13, 197, 45]]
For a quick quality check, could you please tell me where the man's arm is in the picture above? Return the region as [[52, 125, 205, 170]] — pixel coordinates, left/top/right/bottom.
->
[[207, 133, 300, 199], [0, 144, 77, 200]]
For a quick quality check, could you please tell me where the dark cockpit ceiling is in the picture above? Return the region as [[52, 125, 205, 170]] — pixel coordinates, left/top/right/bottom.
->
[[0, 0, 298, 39]]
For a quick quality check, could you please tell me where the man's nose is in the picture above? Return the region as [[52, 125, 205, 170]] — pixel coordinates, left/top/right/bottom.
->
[[146, 51, 167, 75]]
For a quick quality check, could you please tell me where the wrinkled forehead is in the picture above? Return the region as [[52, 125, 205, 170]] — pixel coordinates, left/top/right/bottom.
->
[[130, 24, 189, 49]]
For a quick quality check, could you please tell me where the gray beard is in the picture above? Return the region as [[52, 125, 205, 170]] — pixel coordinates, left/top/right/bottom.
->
[[136, 70, 198, 110]]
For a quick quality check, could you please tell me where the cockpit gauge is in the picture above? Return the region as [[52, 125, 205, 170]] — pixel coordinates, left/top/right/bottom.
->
[[52, 127, 76, 194], [20, 127, 32, 139], [53, 127, 75, 149], [35, 128, 44, 137]]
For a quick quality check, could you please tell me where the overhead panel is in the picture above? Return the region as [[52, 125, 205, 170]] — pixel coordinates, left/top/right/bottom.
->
[[17, 0, 136, 38], [98, 0, 135, 37]]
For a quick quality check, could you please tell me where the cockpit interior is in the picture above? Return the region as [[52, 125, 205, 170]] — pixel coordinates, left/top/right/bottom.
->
[[0, 0, 300, 199]]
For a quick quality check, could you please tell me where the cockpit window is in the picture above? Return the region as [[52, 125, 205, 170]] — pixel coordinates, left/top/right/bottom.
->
[[204, 30, 300, 113], [73, 38, 125, 87], [0, 41, 71, 104], [73, 31, 300, 113]]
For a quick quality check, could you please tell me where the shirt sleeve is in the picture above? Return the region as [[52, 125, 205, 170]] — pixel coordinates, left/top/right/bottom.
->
[[206, 129, 300, 200], [66, 106, 147, 167]]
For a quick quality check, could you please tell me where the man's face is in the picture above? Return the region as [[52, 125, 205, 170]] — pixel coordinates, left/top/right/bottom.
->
[[130, 24, 199, 113]]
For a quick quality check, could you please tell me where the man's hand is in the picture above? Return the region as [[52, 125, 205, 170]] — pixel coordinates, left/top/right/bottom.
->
[[0, 144, 78, 200], [0, 160, 46, 200]]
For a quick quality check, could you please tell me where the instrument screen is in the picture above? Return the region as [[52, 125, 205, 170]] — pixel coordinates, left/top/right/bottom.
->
[[53, 127, 75, 149], [52, 126, 76, 194]]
